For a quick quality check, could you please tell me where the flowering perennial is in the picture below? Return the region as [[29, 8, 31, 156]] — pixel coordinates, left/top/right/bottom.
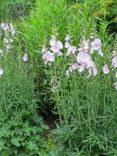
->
[[0, 22, 28, 78], [42, 32, 117, 90]]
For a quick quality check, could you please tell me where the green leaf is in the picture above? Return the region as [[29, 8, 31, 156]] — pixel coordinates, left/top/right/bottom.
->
[[11, 137, 21, 147], [0, 140, 5, 151], [0, 150, 9, 156], [26, 141, 37, 150]]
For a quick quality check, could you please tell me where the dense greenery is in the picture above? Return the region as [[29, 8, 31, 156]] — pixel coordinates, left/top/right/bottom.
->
[[0, 0, 117, 155], [0, 0, 35, 21]]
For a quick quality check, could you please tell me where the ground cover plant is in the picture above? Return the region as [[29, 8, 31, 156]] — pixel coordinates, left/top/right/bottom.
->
[[0, 0, 117, 155]]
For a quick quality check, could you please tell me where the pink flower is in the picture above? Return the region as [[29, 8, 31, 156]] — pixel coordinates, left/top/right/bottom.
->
[[112, 55, 117, 68], [68, 63, 79, 73], [102, 64, 110, 74], [91, 38, 101, 51], [77, 51, 91, 64], [77, 51, 98, 76], [71, 63, 79, 70], [42, 51, 55, 64], [66, 46, 77, 56], [66, 63, 79, 76], [50, 36, 63, 53], [56, 51, 63, 56]]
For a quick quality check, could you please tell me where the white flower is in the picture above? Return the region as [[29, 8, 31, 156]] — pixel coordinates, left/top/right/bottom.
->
[[1, 23, 6, 30], [65, 35, 70, 41], [4, 38, 9, 44], [0, 68, 3, 76], [50, 37, 56, 46], [112, 55, 117, 68], [98, 49, 103, 56], [66, 70, 70, 76], [9, 38, 13, 43], [6, 45, 11, 50], [42, 44, 47, 53], [65, 42, 70, 48], [23, 53, 28, 62], [66, 46, 77, 56], [88, 66, 97, 77], [114, 82, 117, 90], [9, 23, 15, 36], [0, 49, 3, 54], [77, 51, 91, 64], [91, 38, 101, 51], [50, 36, 63, 53], [1, 23, 9, 31], [92, 66, 98, 76], [82, 39, 89, 50], [102, 64, 110, 74]]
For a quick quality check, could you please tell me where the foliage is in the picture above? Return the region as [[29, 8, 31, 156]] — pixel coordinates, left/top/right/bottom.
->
[[0, 115, 48, 156], [18, 0, 117, 155], [0, 0, 35, 21], [0, 23, 48, 155], [18, 0, 69, 116], [0, 24, 37, 118], [0, 0, 117, 155]]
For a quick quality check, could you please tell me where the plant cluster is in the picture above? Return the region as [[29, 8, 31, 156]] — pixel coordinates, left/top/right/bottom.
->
[[0, 0, 117, 155], [0, 22, 48, 156], [0, 116, 48, 156], [19, 0, 117, 155]]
